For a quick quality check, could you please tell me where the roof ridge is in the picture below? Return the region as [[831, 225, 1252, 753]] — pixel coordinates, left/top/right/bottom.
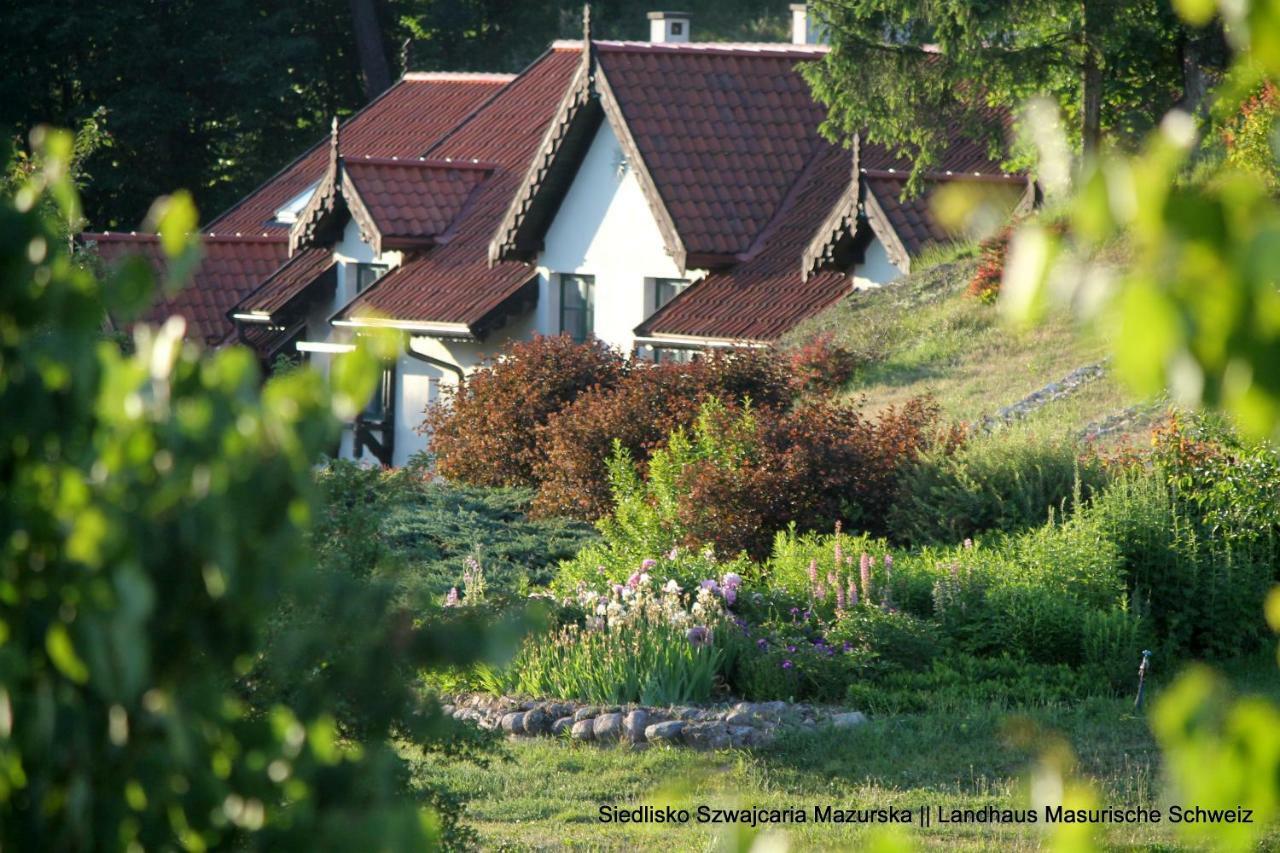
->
[[552, 38, 828, 57], [345, 154, 497, 171], [402, 71, 515, 82], [861, 167, 1024, 182], [83, 231, 287, 243]]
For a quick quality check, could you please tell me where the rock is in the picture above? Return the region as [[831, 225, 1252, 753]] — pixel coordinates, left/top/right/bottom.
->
[[551, 716, 574, 736], [724, 710, 755, 726], [441, 704, 455, 717], [684, 722, 730, 751], [728, 726, 756, 748], [519, 699, 538, 711], [593, 712, 624, 741], [500, 712, 525, 734], [672, 707, 700, 721], [624, 709, 649, 743], [547, 703, 573, 720], [570, 719, 595, 741], [523, 707, 551, 735], [574, 706, 599, 722], [644, 721, 685, 744], [830, 711, 868, 729]]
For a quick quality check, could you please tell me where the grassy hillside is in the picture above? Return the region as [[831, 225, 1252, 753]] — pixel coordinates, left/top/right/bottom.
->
[[783, 256, 1156, 441]]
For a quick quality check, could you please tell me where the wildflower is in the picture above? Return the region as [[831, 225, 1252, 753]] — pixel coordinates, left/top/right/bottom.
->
[[586, 616, 604, 631], [611, 583, 625, 597], [444, 587, 460, 607], [700, 579, 719, 593], [835, 582, 846, 611], [668, 546, 680, 560], [860, 553, 872, 604], [847, 578, 858, 607], [721, 586, 737, 606], [664, 579, 681, 594], [722, 572, 743, 590], [787, 645, 797, 653], [627, 572, 642, 589], [686, 625, 711, 647], [963, 538, 973, 549], [833, 521, 844, 565], [842, 641, 853, 653], [638, 572, 651, 586], [641, 558, 657, 571], [781, 659, 794, 670], [756, 638, 769, 650]]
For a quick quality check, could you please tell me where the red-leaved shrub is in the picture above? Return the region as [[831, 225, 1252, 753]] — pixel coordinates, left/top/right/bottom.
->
[[672, 396, 949, 558], [425, 335, 625, 487], [530, 350, 795, 519], [787, 333, 860, 395], [966, 227, 1012, 303]]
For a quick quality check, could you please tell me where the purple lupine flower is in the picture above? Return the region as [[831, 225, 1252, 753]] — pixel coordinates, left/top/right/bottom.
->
[[847, 578, 859, 607], [781, 659, 794, 670], [687, 625, 711, 647], [787, 645, 797, 653], [815, 582, 826, 602], [721, 586, 737, 606], [835, 582, 846, 611], [641, 558, 657, 571], [860, 553, 872, 604], [444, 587, 460, 607], [833, 521, 844, 566], [756, 638, 769, 650]]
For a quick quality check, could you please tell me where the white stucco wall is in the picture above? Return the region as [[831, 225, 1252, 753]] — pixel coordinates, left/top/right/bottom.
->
[[851, 237, 901, 290], [535, 120, 691, 355]]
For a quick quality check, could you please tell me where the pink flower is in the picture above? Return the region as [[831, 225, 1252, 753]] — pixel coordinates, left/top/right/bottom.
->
[[700, 579, 719, 592], [627, 572, 641, 589], [668, 546, 679, 560], [847, 578, 858, 607], [807, 559, 819, 584], [963, 538, 973, 550], [859, 553, 872, 603], [835, 582, 846, 611], [721, 572, 743, 590], [641, 558, 657, 571], [444, 587, 460, 607]]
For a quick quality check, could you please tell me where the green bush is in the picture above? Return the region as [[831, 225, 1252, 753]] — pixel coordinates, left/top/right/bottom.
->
[[888, 427, 1108, 546]]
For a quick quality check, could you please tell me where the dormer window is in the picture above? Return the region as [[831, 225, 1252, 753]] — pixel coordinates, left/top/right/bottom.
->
[[653, 278, 688, 312], [273, 181, 319, 225], [355, 263, 388, 293]]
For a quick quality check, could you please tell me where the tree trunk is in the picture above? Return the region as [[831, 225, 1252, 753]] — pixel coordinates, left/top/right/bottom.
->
[[1080, 0, 1103, 155], [349, 0, 391, 100], [1179, 21, 1226, 121]]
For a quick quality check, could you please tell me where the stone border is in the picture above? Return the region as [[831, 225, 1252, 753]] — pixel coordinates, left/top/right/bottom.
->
[[442, 694, 867, 751]]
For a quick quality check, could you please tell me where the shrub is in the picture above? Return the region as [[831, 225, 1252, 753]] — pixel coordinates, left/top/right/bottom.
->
[[786, 333, 860, 395], [828, 606, 942, 673], [425, 335, 626, 487], [531, 349, 794, 519], [966, 226, 1011, 303], [1222, 80, 1280, 192], [888, 427, 1109, 546]]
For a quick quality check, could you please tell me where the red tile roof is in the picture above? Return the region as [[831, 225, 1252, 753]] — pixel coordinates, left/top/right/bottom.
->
[[230, 245, 335, 319], [83, 233, 289, 344], [208, 73, 511, 234], [862, 169, 1031, 258], [636, 142, 855, 343], [335, 46, 583, 330], [342, 157, 492, 247], [593, 42, 833, 260]]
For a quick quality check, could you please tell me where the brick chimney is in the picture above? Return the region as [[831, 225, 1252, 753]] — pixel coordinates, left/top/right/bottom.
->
[[648, 11, 691, 43]]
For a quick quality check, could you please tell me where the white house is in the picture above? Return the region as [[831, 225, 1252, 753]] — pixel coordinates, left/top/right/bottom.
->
[[85, 5, 1034, 467]]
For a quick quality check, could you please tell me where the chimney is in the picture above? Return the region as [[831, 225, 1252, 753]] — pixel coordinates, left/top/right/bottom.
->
[[648, 11, 691, 43], [789, 3, 825, 45]]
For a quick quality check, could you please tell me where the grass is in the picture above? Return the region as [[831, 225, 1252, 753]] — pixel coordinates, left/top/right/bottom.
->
[[782, 257, 1147, 439], [408, 655, 1280, 851]]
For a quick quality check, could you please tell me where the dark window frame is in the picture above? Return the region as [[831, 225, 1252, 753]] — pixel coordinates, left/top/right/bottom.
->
[[559, 274, 595, 342]]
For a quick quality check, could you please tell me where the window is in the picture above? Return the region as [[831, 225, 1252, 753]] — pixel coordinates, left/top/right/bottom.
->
[[273, 181, 319, 224], [671, 21, 684, 35], [355, 263, 388, 294], [654, 347, 695, 364], [362, 365, 394, 423], [653, 278, 688, 313], [560, 274, 594, 342]]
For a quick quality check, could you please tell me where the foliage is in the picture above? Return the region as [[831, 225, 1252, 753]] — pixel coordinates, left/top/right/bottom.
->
[[426, 334, 626, 488], [505, 578, 727, 705], [888, 426, 1108, 545], [785, 333, 860, 395], [530, 349, 795, 519], [1221, 80, 1280, 191], [804, 0, 1208, 185], [0, 132, 490, 847]]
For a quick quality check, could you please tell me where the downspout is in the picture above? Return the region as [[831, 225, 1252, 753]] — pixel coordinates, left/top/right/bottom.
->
[[403, 333, 465, 385]]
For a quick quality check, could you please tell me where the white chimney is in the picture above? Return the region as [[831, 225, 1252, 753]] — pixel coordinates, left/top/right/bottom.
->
[[648, 11, 691, 43], [789, 3, 826, 45]]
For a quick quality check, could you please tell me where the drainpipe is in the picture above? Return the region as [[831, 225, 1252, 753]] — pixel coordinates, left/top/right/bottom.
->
[[403, 334, 465, 384]]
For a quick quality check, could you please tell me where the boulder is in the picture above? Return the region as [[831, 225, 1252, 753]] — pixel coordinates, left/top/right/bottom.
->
[[551, 716, 574, 736], [500, 712, 525, 734], [593, 712, 624, 741], [830, 711, 868, 729], [644, 721, 685, 744], [523, 707, 551, 735], [683, 722, 731, 751], [573, 706, 599, 722], [624, 710, 649, 743], [570, 719, 595, 741]]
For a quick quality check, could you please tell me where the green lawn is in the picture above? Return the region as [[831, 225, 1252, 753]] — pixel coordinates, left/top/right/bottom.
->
[[407, 656, 1280, 851], [782, 257, 1150, 442]]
